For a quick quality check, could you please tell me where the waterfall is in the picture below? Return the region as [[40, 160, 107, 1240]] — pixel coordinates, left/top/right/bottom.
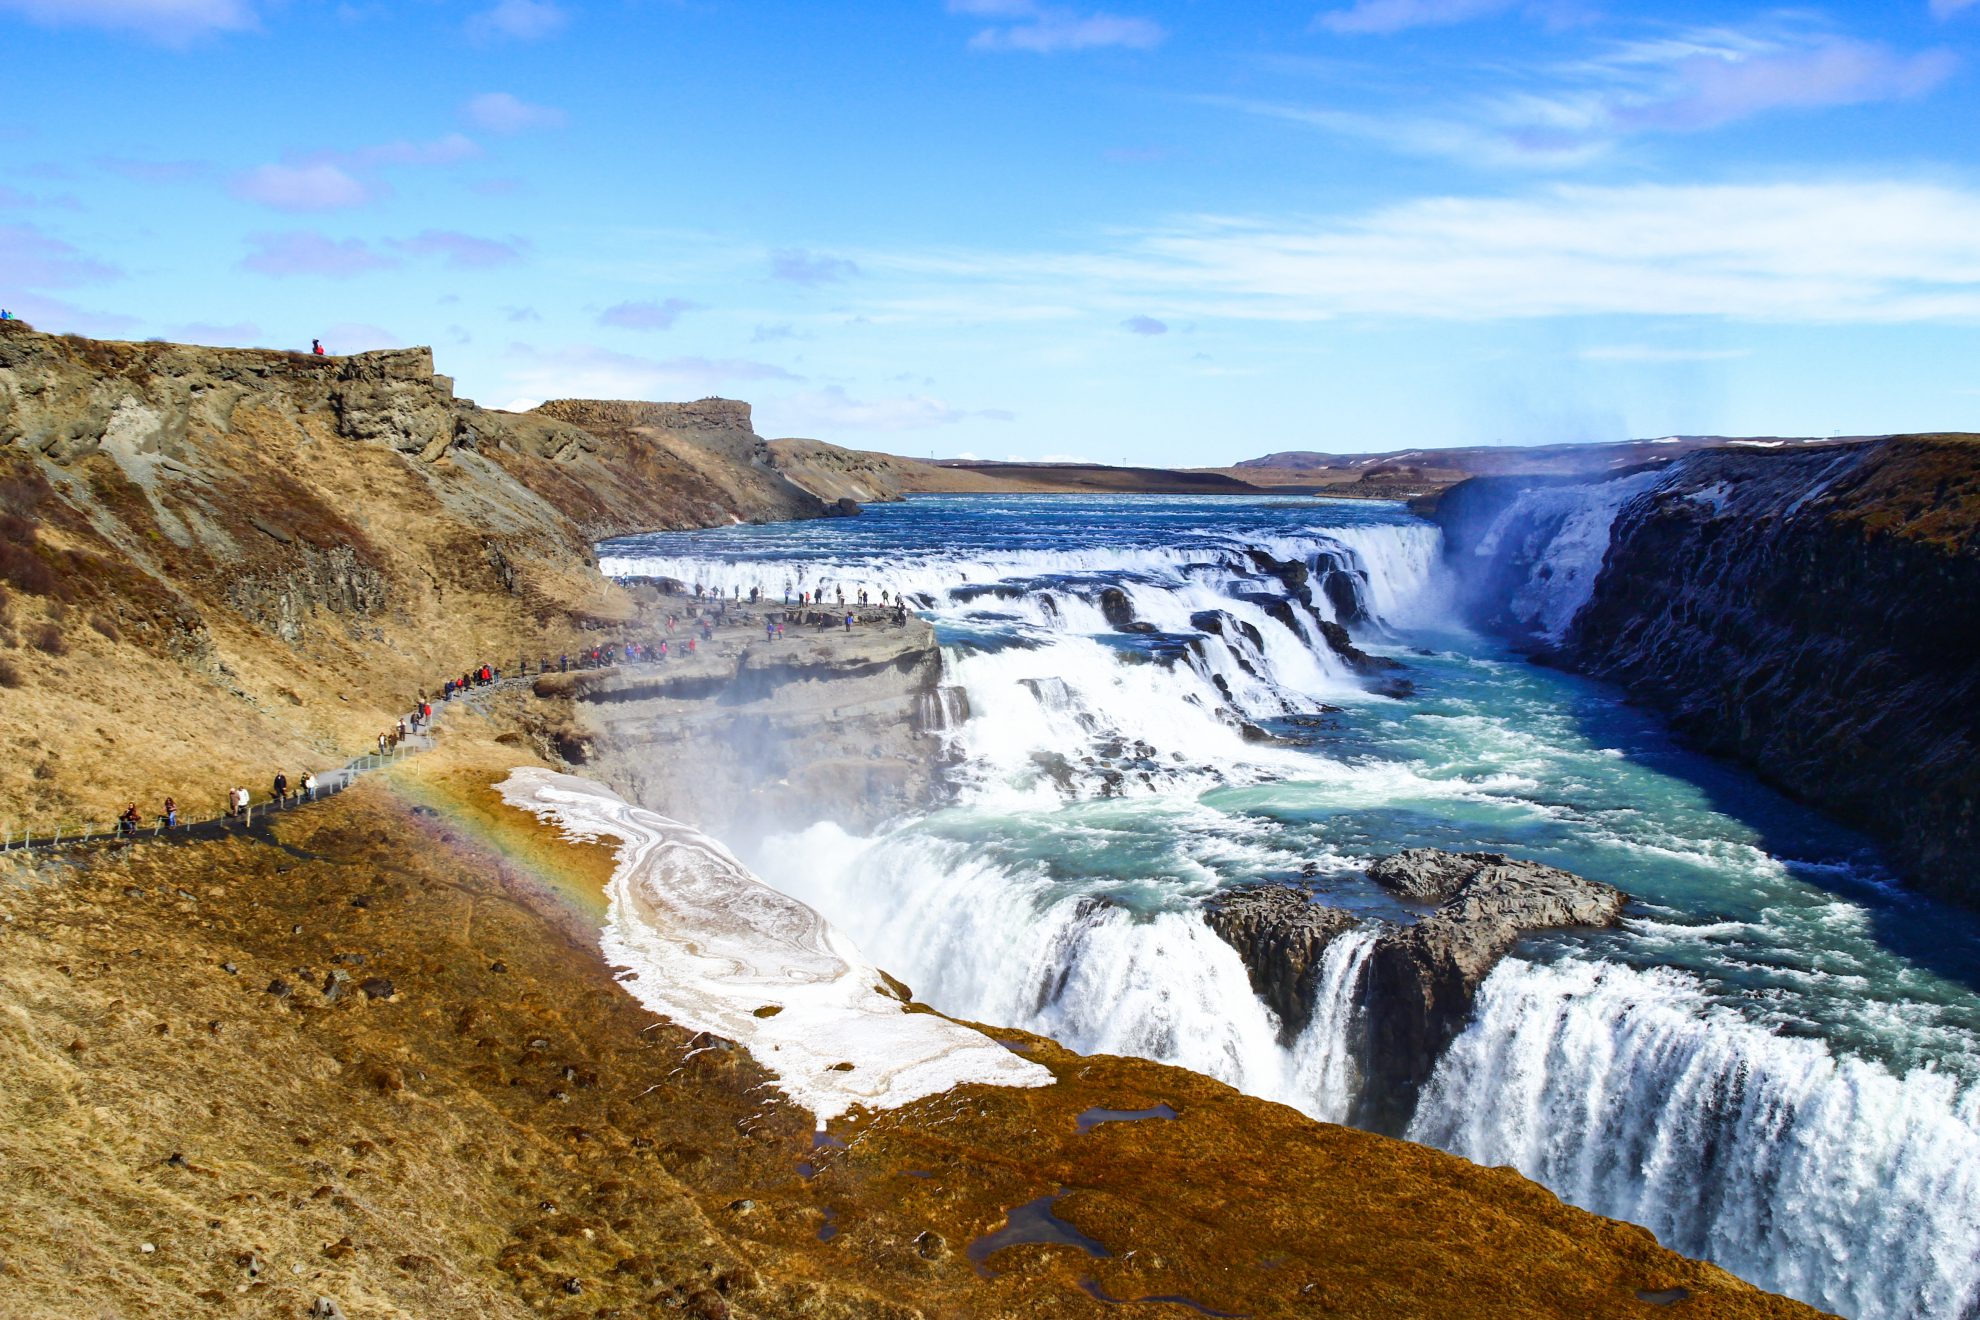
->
[[609, 498, 1980, 1320], [1287, 928, 1379, 1122], [1462, 467, 1668, 642], [1407, 958, 1980, 1320]]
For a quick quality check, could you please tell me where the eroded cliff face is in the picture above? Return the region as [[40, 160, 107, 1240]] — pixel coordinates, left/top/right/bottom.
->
[[0, 321, 825, 830], [1434, 435, 1980, 907]]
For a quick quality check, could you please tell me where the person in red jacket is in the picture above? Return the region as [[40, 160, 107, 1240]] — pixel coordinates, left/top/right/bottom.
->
[[311, 338, 325, 355]]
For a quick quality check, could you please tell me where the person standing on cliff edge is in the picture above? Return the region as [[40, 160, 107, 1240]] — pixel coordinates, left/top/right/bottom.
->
[[311, 338, 325, 356]]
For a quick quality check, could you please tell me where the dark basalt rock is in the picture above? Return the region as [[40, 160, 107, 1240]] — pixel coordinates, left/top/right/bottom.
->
[[1204, 886, 1359, 1042], [1202, 851, 1626, 1134], [1357, 850, 1625, 1131], [1098, 586, 1137, 631], [1246, 549, 1315, 605], [1317, 619, 1403, 675], [1434, 440, 1980, 908]]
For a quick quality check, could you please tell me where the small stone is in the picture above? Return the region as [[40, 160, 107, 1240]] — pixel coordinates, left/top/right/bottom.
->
[[349, 895, 370, 909], [322, 969, 351, 1003], [561, 1277, 583, 1296], [490, 961, 507, 974], [265, 979, 290, 997], [311, 1298, 347, 1319], [221, 962, 238, 975], [359, 978, 394, 1001], [914, 1230, 948, 1261], [165, 1153, 187, 1168], [139, 1243, 155, 1254], [292, 924, 303, 935]]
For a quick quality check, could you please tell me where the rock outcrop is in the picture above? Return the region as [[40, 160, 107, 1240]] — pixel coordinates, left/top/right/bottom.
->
[[1205, 885, 1359, 1040], [0, 321, 829, 827], [1434, 435, 1980, 908], [1203, 850, 1626, 1132], [1358, 850, 1626, 1129]]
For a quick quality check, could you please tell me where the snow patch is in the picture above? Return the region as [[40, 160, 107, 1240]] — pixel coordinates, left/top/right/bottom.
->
[[497, 767, 1052, 1123]]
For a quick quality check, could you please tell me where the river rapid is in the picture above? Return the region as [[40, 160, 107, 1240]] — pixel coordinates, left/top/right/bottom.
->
[[602, 493, 1980, 1320]]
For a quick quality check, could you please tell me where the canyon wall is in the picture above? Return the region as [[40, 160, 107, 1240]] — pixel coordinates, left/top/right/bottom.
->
[[1432, 435, 1980, 907], [0, 321, 825, 828]]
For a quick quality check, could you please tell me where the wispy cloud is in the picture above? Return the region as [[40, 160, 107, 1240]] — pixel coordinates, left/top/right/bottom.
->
[[598, 298, 702, 330], [464, 92, 568, 134], [467, 0, 566, 42], [1314, 0, 1520, 36], [232, 162, 372, 212], [948, 0, 1164, 53], [1122, 314, 1169, 334], [387, 230, 527, 269], [0, 222, 121, 287], [1931, 0, 1979, 16], [0, 0, 261, 44], [1237, 19, 1958, 167], [240, 231, 394, 278], [771, 249, 861, 285], [863, 180, 1980, 325], [230, 134, 480, 212]]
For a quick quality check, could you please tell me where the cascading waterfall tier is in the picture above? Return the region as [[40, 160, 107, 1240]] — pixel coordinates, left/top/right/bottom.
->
[[603, 494, 1980, 1320]]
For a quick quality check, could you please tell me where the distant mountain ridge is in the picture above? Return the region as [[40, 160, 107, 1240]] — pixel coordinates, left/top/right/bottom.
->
[[1237, 434, 1868, 477]]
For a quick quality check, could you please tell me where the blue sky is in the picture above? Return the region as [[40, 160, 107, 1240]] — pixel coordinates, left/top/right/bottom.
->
[[3, 0, 1978, 464]]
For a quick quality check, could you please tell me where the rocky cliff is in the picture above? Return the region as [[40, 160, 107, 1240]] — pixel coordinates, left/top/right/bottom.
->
[[0, 321, 824, 830], [1432, 435, 1980, 907]]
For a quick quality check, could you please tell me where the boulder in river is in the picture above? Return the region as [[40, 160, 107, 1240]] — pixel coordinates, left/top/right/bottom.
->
[[1201, 849, 1626, 1133], [1205, 886, 1360, 1041]]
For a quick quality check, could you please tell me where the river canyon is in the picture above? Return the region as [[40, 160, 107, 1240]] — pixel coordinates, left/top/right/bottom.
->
[[603, 484, 1980, 1320]]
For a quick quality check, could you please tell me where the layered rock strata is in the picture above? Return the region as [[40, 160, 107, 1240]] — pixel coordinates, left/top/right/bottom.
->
[[1433, 435, 1980, 907]]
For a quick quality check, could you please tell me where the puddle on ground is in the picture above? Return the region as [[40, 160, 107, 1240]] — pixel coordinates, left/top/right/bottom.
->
[[817, 1207, 839, 1243], [995, 1038, 1036, 1054], [967, 1189, 1111, 1278], [1636, 1288, 1692, 1306], [798, 1129, 849, 1180], [1080, 1277, 1249, 1317], [1076, 1103, 1179, 1135]]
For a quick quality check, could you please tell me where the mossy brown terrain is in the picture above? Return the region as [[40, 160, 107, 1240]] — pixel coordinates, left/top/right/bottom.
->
[[0, 748, 1829, 1319]]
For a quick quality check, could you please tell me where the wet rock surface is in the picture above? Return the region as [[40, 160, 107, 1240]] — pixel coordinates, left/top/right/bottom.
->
[[1359, 850, 1626, 1130], [1204, 850, 1626, 1132], [1205, 886, 1360, 1040]]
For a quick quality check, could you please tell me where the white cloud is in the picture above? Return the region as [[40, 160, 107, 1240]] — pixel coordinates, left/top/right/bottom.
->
[[0, 0, 259, 43], [948, 0, 1163, 53], [1931, 0, 1979, 16], [871, 180, 1980, 325], [467, 0, 566, 42], [1314, 0, 1518, 36], [231, 162, 371, 211], [771, 249, 861, 285], [240, 231, 395, 278], [387, 230, 527, 268], [0, 221, 120, 287], [1234, 21, 1958, 167], [464, 92, 568, 134], [598, 298, 701, 330]]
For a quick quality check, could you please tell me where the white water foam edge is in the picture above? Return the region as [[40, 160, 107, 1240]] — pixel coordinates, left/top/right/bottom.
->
[[496, 766, 1052, 1124]]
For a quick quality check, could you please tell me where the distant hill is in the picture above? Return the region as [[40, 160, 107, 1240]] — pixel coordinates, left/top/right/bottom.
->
[[769, 438, 1269, 501], [1213, 436, 1876, 501]]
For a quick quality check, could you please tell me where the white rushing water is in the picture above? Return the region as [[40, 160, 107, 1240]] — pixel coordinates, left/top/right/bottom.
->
[[1412, 958, 1980, 1320], [605, 494, 1980, 1320]]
